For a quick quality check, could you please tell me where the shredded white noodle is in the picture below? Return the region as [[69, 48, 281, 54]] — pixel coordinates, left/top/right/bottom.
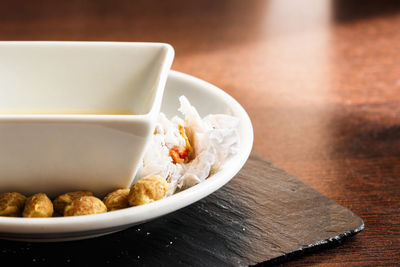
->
[[139, 95, 240, 196]]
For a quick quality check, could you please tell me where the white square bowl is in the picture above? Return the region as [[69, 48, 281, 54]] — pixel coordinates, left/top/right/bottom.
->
[[0, 41, 174, 197]]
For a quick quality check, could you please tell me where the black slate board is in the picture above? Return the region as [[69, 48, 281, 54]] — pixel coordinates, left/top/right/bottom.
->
[[0, 152, 363, 266]]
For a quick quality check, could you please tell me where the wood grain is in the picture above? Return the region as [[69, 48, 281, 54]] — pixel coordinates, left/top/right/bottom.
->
[[0, 0, 399, 265]]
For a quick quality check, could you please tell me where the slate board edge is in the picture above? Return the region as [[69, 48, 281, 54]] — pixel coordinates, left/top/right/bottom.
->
[[248, 154, 365, 266], [253, 221, 365, 266]]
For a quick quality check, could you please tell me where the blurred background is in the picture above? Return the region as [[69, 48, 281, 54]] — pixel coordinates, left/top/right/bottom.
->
[[0, 0, 399, 265]]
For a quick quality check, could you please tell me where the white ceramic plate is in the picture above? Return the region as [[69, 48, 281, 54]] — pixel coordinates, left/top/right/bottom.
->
[[0, 71, 253, 242]]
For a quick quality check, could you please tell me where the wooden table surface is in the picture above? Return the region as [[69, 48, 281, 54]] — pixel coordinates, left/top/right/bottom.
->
[[0, 0, 399, 265]]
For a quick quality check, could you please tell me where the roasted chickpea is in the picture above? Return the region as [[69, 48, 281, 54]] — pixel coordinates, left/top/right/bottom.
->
[[64, 196, 107, 216], [103, 188, 130, 211], [53, 191, 93, 215], [23, 193, 53, 218], [0, 192, 27, 217], [128, 175, 169, 206]]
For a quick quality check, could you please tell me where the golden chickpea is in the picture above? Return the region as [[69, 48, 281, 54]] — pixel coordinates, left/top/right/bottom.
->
[[128, 175, 169, 206], [53, 191, 93, 215], [0, 192, 27, 217], [64, 196, 107, 216], [23, 193, 53, 218], [103, 188, 130, 211]]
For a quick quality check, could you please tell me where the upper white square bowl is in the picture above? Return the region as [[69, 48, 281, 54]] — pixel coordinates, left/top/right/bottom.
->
[[0, 41, 174, 197]]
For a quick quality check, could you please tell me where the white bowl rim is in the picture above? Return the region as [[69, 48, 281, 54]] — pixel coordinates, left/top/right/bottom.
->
[[0, 41, 175, 121]]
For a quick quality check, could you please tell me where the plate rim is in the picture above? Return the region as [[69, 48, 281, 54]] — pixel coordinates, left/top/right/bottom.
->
[[0, 70, 254, 239]]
